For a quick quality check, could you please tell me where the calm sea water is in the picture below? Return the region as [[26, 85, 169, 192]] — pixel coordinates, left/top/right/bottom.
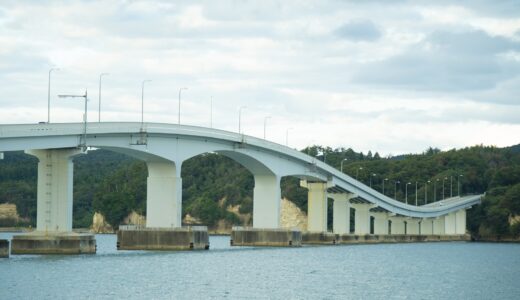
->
[[1, 233, 519, 299]]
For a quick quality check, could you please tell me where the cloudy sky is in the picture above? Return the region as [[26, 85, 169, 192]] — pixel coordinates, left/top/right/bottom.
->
[[1, 0, 519, 155]]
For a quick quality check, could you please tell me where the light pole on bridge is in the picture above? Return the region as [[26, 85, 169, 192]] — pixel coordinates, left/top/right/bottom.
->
[[382, 178, 388, 195], [264, 116, 271, 139], [141, 80, 151, 129], [405, 182, 411, 204], [98, 73, 109, 122], [238, 106, 247, 134], [458, 174, 463, 196], [356, 167, 363, 180], [370, 173, 377, 188], [178, 87, 188, 124], [340, 158, 348, 173], [47, 67, 60, 123], [415, 181, 418, 206], [425, 180, 431, 204], [394, 180, 400, 200], [58, 90, 88, 150], [442, 177, 448, 200]]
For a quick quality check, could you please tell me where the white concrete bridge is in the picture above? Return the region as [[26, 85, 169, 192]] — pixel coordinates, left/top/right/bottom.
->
[[0, 122, 481, 248]]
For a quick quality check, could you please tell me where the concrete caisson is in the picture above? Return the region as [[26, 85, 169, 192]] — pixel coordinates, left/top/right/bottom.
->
[[231, 227, 301, 247], [11, 232, 96, 255], [117, 226, 209, 250]]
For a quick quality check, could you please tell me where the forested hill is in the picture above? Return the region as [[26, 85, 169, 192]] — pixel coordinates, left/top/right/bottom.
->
[[0, 143, 519, 237]]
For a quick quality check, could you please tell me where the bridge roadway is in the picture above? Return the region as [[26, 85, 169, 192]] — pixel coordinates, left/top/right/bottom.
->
[[0, 122, 482, 251]]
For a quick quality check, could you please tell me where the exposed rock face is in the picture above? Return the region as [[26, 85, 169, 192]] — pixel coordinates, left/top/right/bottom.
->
[[509, 215, 520, 226], [91, 212, 114, 233], [183, 214, 201, 225], [0, 203, 19, 221], [123, 211, 145, 226], [280, 198, 307, 231]]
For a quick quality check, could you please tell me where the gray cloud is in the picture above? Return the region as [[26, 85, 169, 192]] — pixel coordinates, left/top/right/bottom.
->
[[334, 20, 382, 42], [351, 30, 520, 101]]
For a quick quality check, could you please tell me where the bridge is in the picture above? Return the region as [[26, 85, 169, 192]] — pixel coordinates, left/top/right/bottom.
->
[[0, 122, 481, 253]]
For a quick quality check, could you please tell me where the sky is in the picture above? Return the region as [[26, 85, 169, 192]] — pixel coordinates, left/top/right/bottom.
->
[[0, 0, 519, 156]]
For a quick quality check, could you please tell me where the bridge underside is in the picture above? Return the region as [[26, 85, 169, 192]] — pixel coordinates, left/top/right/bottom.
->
[[1, 122, 481, 253]]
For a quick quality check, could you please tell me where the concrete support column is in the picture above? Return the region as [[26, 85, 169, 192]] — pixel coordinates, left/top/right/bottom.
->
[[146, 161, 181, 228], [371, 212, 389, 235], [433, 217, 445, 234], [330, 193, 354, 235], [390, 217, 405, 234], [420, 219, 434, 235], [26, 148, 83, 232], [301, 181, 328, 232], [351, 203, 372, 235], [455, 209, 466, 234], [407, 219, 420, 235], [444, 212, 456, 234], [253, 175, 281, 229]]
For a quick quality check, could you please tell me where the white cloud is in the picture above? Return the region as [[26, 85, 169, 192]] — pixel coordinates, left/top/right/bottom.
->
[[0, 0, 519, 156]]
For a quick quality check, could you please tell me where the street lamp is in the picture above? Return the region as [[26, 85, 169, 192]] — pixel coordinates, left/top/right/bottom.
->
[[424, 182, 427, 204], [58, 90, 88, 150], [450, 175, 453, 198], [286, 127, 292, 146], [434, 178, 440, 202], [356, 167, 363, 180], [178, 87, 188, 124], [238, 106, 247, 134], [47, 67, 60, 123], [382, 178, 388, 195], [264, 116, 271, 139], [415, 181, 418, 206], [405, 182, 411, 204], [340, 158, 348, 173], [370, 173, 377, 188], [98, 73, 109, 122], [141, 80, 151, 128], [458, 174, 463, 196], [394, 180, 400, 200], [442, 177, 448, 200]]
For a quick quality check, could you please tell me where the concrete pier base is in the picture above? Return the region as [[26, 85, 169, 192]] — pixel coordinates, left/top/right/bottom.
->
[[11, 232, 96, 255], [231, 227, 301, 247], [0, 239, 9, 258], [337, 234, 470, 244], [302, 232, 337, 245], [117, 226, 209, 251]]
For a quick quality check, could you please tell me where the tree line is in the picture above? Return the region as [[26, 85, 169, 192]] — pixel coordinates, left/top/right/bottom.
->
[[0, 143, 518, 237]]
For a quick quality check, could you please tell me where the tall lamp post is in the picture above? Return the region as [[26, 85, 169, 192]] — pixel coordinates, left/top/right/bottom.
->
[[238, 106, 247, 134], [98, 73, 109, 122], [263, 116, 271, 139], [370, 173, 377, 188], [340, 158, 348, 173], [405, 182, 411, 204], [285, 128, 292, 146], [415, 181, 418, 206], [178, 87, 188, 124], [425, 180, 431, 204], [394, 180, 400, 200], [58, 90, 88, 150], [141, 80, 151, 129], [450, 175, 453, 198], [47, 67, 60, 123], [442, 177, 448, 200], [382, 178, 388, 195], [356, 167, 363, 180]]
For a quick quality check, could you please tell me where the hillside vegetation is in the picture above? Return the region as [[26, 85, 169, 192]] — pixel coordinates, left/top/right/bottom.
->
[[0, 144, 519, 237]]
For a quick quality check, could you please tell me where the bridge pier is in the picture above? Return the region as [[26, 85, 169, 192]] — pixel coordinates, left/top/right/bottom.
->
[[232, 174, 300, 246], [118, 160, 209, 251], [421, 218, 434, 235], [352, 203, 372, 235], [390, 216, 405, 234], [371, 212, 389, 235], [407, 219, 420, 235], [433, 217, 445, 235], [444, 212, 457, 234], [455, 209, 466, 234], [11, 149, 96, 255], [331, 193, 354, 235]]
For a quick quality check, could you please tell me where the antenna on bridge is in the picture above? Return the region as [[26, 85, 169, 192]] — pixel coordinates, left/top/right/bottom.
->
[[58, 89, 88, 151]]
